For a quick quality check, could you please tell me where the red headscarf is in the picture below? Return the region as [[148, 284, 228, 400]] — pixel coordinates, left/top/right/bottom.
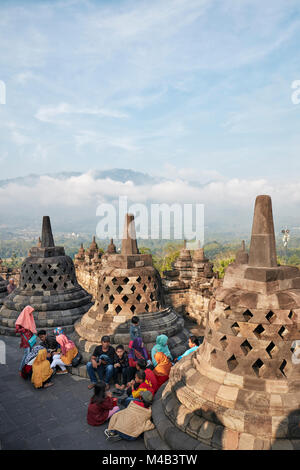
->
[[15, 306, 37, 334]]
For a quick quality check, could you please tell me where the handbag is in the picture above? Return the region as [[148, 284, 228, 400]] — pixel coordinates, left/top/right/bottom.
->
[[22, 333, 37, 349], [72, 351, 82, 367]]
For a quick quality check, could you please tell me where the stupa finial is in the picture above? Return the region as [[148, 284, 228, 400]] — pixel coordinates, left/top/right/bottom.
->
[[248, 195, 277, 267], [121, 214, 139, 255], [41, 216, 55, 248]]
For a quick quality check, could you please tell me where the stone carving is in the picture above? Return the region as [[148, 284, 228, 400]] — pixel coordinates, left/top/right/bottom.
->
[[146, 195, 300, 450], [0, 216, 93, 335]]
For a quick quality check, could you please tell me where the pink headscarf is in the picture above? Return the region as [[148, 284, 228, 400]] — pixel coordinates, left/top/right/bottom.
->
[[56, 334, 75, 356], [15, 306, 37, 334]]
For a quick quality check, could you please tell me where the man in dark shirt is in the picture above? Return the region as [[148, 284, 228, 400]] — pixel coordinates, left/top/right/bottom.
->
[[113, 344, 130, 390], [86, 335, 116, 390], [37, 330, 59, 361]]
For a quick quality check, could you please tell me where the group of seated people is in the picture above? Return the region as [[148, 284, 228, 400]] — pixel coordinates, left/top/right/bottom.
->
[[15, 307, 201, 442], [85, 316, 201, 442], [15, 305, 79, 389]]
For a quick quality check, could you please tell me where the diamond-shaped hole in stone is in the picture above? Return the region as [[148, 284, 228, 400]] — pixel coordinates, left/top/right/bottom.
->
[[227, 354, 238, 372], [288, 310, 294, 320], [115, 305, 122, 314], [37, 277, 42, 282], [64, 282, 68, 288], [220, 335, 228, 350], [116, 286, 123, 294], [42, 284, 47, 290], [145, 303, 149, 312], [24, 284, 27, 289], [130, 305, 136, 313], [33, 271, 37, 275], [243, 309, 253, 322], [136, 276, 141, 283], [131, 285, 136, 293], [100, 294, 104, 300], [48, 277, 53, 283], [112, 277, 117, 285], [105, 285, 110, 292], [142, 285, 147, 292], [43, 270, 48, 276], [252, 358, 264, 377], [53, 283, 57, 290], [231, 322, 240, 336], [148, 276, 151, 281], [154, 283, 157, 289], [150, 293, 154, 301], [156, 302, 159, 309], [253, 324, 265, 338], [109, 295, 115, 303], [48, 265, 52, 269], [136, 294, 142, 302], [266, 311, 276, 323], [240, 340, 253, 356], [278, 326, 288, 339], [279, 359, 287, 377], [266, 341, 276, 358], [32, 284, 36, 290], [122, 295, 129, 304], [104, 304, 109, 313], [123, 277, 129, 284]]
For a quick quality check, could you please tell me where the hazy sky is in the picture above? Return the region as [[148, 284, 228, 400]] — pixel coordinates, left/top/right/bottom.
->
[[1, 0, 300, 231], [1, 0, 300, 180]]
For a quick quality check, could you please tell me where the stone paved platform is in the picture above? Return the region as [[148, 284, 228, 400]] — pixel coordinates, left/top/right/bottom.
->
[[0, 335, 146, 450]]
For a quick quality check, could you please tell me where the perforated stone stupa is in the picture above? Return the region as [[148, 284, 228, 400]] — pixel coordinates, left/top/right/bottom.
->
[[145, 195, 300, 450], [73, 214, 189, 360], [0, 216, 93, 335], [163, 241, 216, 328]]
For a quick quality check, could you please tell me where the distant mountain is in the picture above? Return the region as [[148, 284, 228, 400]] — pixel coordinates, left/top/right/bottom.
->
[[0, 169, 163, 188]]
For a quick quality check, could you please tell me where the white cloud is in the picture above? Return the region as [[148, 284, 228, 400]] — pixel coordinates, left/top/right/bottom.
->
[[35, 103, 129, 124]]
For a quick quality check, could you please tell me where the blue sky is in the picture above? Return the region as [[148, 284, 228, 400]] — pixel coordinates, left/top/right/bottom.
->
[[1, 0, 300, 225]]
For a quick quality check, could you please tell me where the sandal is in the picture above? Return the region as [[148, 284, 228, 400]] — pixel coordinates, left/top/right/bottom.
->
[[44, 382, 54, 388]]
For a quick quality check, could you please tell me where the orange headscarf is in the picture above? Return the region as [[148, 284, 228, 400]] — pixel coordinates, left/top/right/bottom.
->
[[15, 306, 37, 334], [153, 352, 172, 377], [31, 349, 53, 388]]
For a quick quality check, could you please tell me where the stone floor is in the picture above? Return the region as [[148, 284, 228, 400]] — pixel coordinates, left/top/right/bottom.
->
[[0, 335, 146, 450]]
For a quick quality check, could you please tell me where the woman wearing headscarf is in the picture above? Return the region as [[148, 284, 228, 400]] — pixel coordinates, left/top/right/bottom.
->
[[15, 305, 37, 372], [151, 335, 172, 367], [50, 333, 78, 375], [31, 349, 54, 389], [153, 352, 172, 388], [21, 344, 46, 379], [128, 337, 149, 380]]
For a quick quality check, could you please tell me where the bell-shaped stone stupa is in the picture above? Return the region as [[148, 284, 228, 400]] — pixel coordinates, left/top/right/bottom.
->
[[0, 216, 93, 335], [146, 195, 300, 450], [74, 214, 189, 361]]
